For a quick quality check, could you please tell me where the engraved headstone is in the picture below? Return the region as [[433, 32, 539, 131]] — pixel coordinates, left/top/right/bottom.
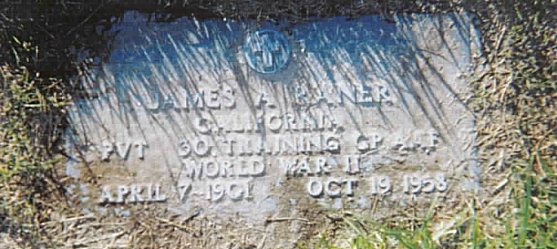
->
[[66, 12, 480, 247]]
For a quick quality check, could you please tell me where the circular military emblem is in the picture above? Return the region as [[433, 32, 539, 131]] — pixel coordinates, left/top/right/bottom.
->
[[243, 30, 291, 74]]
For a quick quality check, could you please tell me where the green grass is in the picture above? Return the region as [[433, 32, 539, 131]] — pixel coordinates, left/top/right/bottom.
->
[[1, 0, 555, 248], [0, 41, 70, 247], [302, 151, 556, 249]]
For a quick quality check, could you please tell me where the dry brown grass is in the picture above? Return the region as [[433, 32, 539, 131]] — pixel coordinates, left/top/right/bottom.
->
[[0, 0, 555, 248]]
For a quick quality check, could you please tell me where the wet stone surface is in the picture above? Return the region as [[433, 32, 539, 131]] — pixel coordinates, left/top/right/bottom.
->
[[66, 12, 481, 248]]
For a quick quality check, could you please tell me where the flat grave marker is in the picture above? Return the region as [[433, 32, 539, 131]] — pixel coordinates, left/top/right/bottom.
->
[[66, 11, 481, 247]]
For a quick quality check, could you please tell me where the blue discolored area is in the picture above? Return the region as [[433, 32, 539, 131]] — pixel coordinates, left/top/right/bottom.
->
[[104, 12, 410, 85]]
